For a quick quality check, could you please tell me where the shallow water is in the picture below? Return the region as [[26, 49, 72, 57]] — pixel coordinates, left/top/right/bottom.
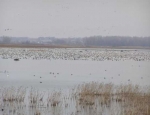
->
[[0, 59, 150, 89], [0, 48, 150, 115]]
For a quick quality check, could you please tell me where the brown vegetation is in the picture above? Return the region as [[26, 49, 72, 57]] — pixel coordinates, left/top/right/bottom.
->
[[0, 83, 150, 115]]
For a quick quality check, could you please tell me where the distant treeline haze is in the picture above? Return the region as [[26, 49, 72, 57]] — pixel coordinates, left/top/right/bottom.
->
[[0, 36, 150, 47]]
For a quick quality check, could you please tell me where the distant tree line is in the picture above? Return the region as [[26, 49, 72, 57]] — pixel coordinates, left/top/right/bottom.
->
[[0, 36, 12, 43], [0, 36, 150, 47], [81, 36, 150, 47]]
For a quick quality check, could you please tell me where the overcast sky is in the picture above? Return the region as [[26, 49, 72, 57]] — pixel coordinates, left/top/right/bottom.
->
[[0, 0, 150, 38]]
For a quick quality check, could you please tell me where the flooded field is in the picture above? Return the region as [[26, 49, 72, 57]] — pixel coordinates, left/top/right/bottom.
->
[[0, 48, 150, 115]]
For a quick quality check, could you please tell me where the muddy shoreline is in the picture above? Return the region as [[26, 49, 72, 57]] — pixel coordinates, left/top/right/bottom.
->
[[0, 44, 150, 49]]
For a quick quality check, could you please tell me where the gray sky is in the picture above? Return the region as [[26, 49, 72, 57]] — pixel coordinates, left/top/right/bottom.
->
[[0, 0, 150, 38]]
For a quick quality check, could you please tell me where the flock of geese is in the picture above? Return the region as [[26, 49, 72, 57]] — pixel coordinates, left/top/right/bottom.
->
[[0, 48, 150, 61]]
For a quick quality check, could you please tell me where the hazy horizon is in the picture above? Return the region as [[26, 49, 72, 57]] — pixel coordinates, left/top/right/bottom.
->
[[0, 0, 150, 38]]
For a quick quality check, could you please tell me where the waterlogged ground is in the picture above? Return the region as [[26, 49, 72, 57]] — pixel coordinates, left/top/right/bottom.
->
[[0, 48, 150, 115]]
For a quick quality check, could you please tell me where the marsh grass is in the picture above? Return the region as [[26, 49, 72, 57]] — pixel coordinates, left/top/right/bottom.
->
[[28, 88, 45, 108], [76, 82, 114, 106], [0, 83, 150, 115], [1, 86, 26, 103], [46, 91, 61, 107], [74, 82, 150, 115]]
